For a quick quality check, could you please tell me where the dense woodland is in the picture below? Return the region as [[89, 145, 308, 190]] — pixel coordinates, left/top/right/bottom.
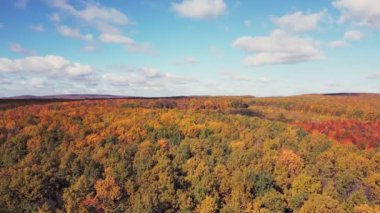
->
[[0, 94, 380, 212]]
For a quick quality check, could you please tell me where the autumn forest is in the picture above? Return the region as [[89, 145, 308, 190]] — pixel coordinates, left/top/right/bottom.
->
[[0, 94, 380, 213]]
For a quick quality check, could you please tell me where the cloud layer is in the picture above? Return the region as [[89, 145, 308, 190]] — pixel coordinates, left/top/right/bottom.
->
[[0, 55, 94, 79], [1, 0, 379, 96]]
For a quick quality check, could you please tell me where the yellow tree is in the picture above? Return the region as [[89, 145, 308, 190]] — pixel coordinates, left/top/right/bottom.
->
[[95, 176, 121, 209], [299, 194, 344, 213], [196, 196, 217, 213], [274, 149, 304, 189]]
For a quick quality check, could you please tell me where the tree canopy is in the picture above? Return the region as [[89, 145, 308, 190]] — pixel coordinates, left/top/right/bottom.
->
[[0, 95, 379, 212]]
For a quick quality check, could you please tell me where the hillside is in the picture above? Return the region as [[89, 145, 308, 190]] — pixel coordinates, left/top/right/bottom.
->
[[0, 95, 379, 212]]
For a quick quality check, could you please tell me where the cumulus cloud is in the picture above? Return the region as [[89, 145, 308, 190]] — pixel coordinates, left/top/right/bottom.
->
[[233, 30, 324, 66], [57, 25, 93, 41], [272, 10, 326, 33], [328, 40, 349, 48], [30, 24, 45, 32], [9, 43, 36, 56], [50, 0, 129, 27], [172, 0, 227, 20], [333, 0, 380, 28], [344, 30, 363, 40], [0, 55, 94, 79], [328, 30, 362, 48]]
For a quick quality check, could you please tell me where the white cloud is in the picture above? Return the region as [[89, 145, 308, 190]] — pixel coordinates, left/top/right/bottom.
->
[[141, 67, 167, 79], [0, 55, 94, 79], [81, 44, 99, 52], [333, 0, 380, 28], [103, 66, 194, 89], [57, 25, 93, 41], [175, 56, 198, 65], [272, 10, 326, 32], [21, 78, 45, 88], [72, 4, 129, 26], [125, 43, 154, 54], [344, 30, 363, 40], [233, 30, 324, 66], [9, 43, 36, 56], [49, 1, 151, 54], [103, 73, 130, 86], [99, 33, 153, 54], [328, 30, 362, 48], [221, 71, 250, 81], [328, 40, 349, 48], [50, 0, 129, 27], [172, 0, 227, 20], [65, 63, 93, 77], [0, 76, 11, 85], [30, 24, 45, 32], [99, 33, 134, 45], [368, 71, 380, 79]]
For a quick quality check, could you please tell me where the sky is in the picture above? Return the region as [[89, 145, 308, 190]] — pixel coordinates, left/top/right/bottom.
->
[[0, 0, 380, 97]]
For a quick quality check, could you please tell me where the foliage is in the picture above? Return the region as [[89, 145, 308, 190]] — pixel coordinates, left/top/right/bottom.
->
[[0, 95, 379, 212]]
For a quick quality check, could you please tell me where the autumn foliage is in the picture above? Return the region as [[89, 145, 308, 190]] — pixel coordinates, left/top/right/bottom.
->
[[0, 94, 379, 212], [295, 120, 380, 149]]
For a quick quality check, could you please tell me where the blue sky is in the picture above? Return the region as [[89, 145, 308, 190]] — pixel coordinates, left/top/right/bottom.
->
[[0, 0, 379, 97]]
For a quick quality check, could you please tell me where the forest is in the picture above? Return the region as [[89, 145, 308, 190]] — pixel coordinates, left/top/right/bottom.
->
[[0, 94, 379, 212]]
